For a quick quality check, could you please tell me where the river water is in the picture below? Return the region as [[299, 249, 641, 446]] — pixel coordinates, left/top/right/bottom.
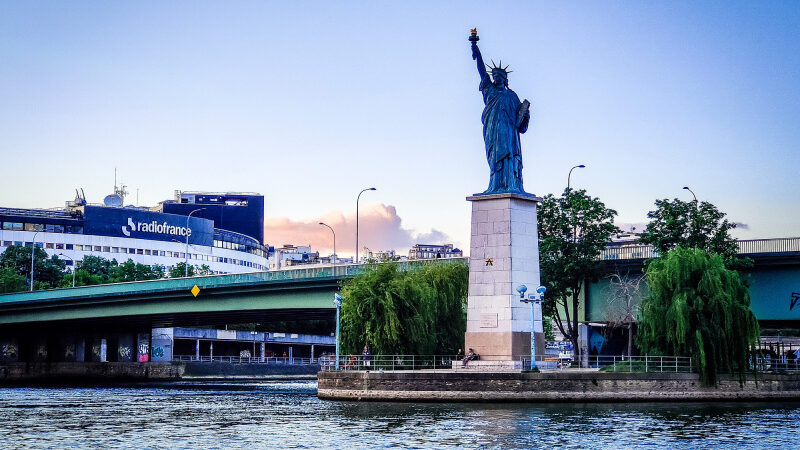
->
[[0, 380, 797, 448]]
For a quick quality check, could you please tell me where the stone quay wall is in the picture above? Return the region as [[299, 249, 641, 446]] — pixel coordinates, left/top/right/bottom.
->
[[0, 362, 186, 383], [317, 370, 800, 402]]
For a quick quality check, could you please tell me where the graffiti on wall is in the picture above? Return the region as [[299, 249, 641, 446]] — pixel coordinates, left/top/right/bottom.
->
[[151, 346, 164, 358], [1, 343, 17, 360], [791, 292, 799, 311], [119, 346, 132, 360], [64, 344, 76, 362], [36, 344, 48, 361]]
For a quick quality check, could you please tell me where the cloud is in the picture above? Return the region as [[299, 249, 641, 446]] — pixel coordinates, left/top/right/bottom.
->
[[733, 222, 750, 230], [264, 203, 455, 257]]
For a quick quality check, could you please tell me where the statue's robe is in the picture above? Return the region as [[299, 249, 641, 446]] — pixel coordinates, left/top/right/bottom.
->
[[480, 76, 527, 194]]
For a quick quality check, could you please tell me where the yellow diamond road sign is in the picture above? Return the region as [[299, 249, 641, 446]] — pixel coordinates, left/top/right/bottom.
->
[[191, 285, 200, 297]]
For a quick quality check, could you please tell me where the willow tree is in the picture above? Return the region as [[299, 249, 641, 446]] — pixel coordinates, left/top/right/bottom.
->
[[637, 247, 759, 386], [339, 261, 468, 355]]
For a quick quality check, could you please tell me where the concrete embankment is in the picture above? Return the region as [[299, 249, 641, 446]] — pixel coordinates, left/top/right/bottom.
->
[[317, 370, 800, 402], [0, 362, 320, 384]]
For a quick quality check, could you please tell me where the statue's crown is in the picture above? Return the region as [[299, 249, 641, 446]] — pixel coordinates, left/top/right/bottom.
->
[[486, 59, 512, 74]]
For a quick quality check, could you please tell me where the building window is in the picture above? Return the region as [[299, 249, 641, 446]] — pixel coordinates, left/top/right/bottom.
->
[[2, 222, 23, 230], [65, 244, 73, 250], [56, 243, 64, 250], [137, 249, 144, 255], [24, 223, 44, 231], [2, 241, 10, 246], [46, 243, 54, 249], [144, 249, 151, 255], [129, 248, 136, 254], [103, 246, 110, 252]]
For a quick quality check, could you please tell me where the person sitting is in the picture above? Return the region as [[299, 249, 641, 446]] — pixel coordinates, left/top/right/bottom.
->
[[462, 348, 478, 367]]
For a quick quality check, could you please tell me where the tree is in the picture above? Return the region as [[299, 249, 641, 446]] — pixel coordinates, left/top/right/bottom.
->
[[78, 255, 116, 278], [637, 247, 759, 386], [604, 273, 645, 357], [339, 261, 468, 355], [169, 262, 210, 278], [538, 188, 619, 363], [639, 198, 742, 264], [109, 259, 163, 282], [418, 262, 470, 354], [0, 266, 27, 293], [0, 245, 66, 289]]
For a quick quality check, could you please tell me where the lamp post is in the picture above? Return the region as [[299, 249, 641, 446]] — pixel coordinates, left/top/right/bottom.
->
[[58, 253, 75, 288], [319, 222, 336, 272], [567, 164, 585, 191], [355, 187, 376, 265], [517, 284, 547, 371], [29, 230, 41, 291], [333, 293, 343, 370], [682, 186, 698, 203], [185, 208, 205, 277]]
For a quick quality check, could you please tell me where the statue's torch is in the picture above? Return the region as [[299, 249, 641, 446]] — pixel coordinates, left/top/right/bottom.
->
[[469, 28, 479, 43]]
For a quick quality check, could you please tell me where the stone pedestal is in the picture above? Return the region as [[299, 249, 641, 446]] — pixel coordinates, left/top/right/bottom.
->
[[464, 192, 544, 361]]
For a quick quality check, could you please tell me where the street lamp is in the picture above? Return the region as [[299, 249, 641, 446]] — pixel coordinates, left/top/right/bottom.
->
[[518, 284, 547, 371], [682, 186, 698, 203], [185, 208, 205, 277], [319, 222, 336, 270], [567, 165, 585, 191], [356, 187, 376, 265], [333, 293, 343, 370], [29, 230, 41, 291], [58, 253, 76, 288]]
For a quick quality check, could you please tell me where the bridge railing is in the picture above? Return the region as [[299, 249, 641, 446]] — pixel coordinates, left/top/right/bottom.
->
[[600, 237, 800, 261]]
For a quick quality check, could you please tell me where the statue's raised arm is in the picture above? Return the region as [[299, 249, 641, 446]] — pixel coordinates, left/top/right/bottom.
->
[[469, 29, 490, 82]]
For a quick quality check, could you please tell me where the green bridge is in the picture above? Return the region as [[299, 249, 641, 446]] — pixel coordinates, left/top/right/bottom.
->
[[0, 238, 797, 366]]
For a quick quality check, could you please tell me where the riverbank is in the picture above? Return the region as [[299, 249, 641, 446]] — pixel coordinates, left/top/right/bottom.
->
[[317, 370, 800, 402], [0, 362, 319, 384]]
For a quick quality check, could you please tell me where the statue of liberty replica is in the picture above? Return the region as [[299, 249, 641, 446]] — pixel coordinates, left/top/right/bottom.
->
[[464, 29, 542, 365], [470, 29, 531, 194]]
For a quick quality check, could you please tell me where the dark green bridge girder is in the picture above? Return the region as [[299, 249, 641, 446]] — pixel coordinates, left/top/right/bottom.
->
[[0, 259, 469, 328], [0, 270, 347, 327]]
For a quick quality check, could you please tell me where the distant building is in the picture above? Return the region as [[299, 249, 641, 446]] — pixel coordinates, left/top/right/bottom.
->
[[408, 244, 463, 260], [270, 245, 319, 269]]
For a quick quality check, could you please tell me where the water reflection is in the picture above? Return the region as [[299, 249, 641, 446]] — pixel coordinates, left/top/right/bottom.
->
[[0, 381, 797, 448]]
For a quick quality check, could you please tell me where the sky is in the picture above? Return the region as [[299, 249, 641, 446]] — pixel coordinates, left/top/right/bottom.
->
[[1, 2, 799, 257]]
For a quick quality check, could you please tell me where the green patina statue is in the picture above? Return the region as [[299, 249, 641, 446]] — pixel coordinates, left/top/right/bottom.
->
[[470, 29, 531, 195]]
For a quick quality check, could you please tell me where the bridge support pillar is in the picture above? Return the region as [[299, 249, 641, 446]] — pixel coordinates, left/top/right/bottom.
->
[[310, 344, 315, 363], [209, 341, 214, 359], [91, 338, 107, 362], [260, 342, 265, 362], [118, 334, 134, 362], [289, 346, 293, 364], [195, 339, 200, 360]]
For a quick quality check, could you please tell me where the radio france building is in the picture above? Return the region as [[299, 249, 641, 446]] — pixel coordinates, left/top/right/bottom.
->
[[0, 191, 269, 274]]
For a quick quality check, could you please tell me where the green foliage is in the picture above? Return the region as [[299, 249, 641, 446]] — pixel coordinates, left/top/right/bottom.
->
[[109, 259, 163, 283], [636, 248, 759, 386], [169, 262, 211, 278], [639, 199, 748, 268], [538, 188, 619, 356], [0, 266, 27, 293], [0, 245, 66, 289], [339, 261, 468, 355]]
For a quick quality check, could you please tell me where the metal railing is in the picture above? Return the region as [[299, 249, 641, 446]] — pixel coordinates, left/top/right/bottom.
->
[[751, 355, 800, 373], [318, 354, 694, 373], [173, 355, 316, 364], [319, 355, 461, 371], [587, 355, 694, 373], [600, 237, 800, 261]]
